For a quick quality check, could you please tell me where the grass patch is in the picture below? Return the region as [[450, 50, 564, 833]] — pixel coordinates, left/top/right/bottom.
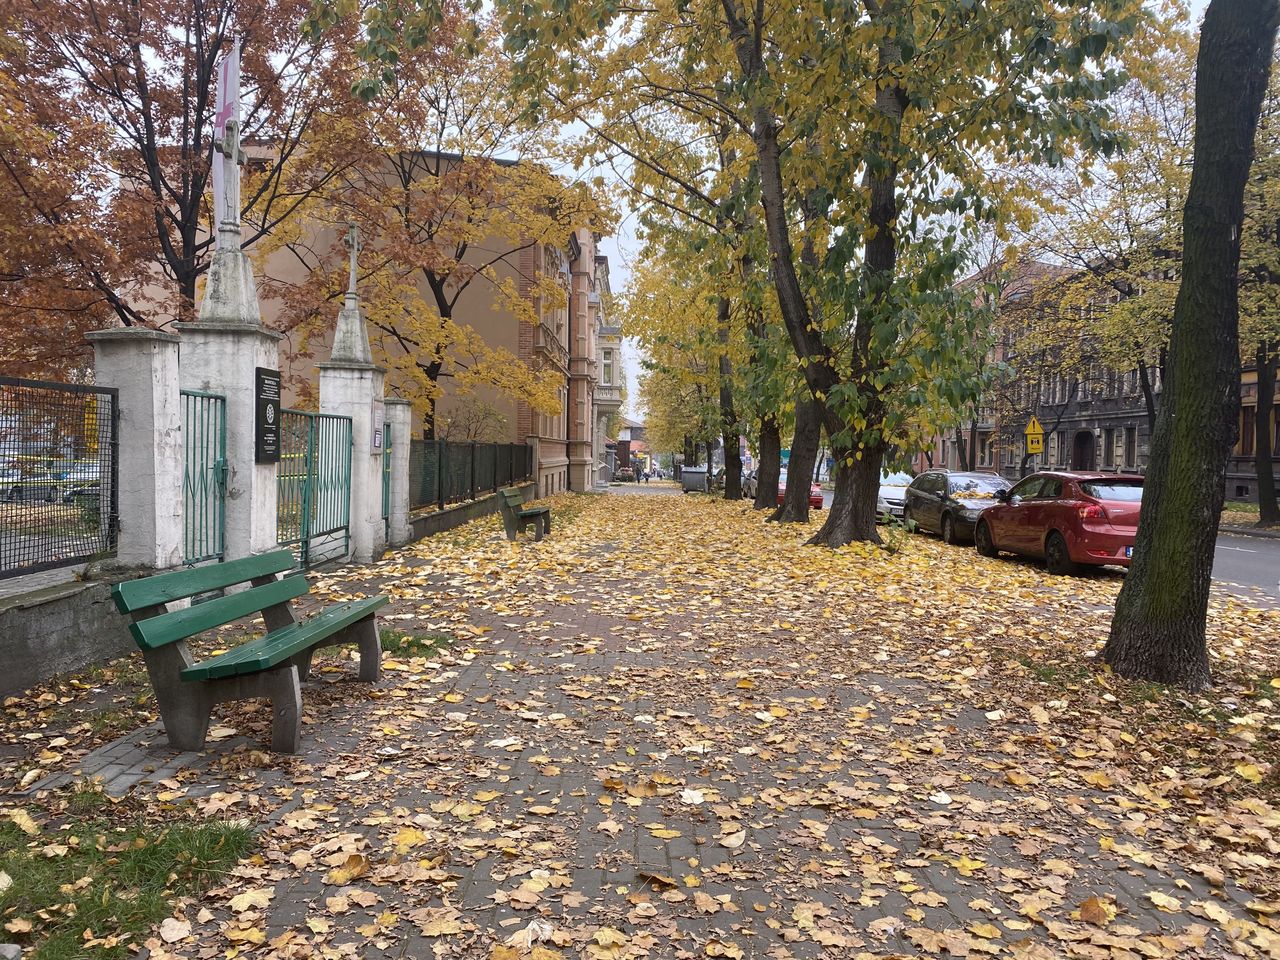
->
[[64, 780, 112, 818], [1223, 501, 1261, 513], [379, 630, 453, 658], [0, 814, 253, 959]]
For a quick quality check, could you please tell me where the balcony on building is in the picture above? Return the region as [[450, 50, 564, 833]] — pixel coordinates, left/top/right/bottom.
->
[[535, 322, 569, 367]]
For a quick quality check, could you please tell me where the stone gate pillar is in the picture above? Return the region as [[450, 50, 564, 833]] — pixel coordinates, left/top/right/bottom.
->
[[384, 399, 413, 547], [319, 226, 386, 563], [86, 328, 184, 570], [176, 246, 283, 561]]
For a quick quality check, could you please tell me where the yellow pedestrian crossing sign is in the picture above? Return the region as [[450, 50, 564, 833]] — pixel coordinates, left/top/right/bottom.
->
[[1025, 415, 1044, 455]]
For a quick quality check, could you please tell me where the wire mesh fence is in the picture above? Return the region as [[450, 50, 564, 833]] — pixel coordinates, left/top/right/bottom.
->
[[0, 376, 117, 578], [408, 440, 534, 511]]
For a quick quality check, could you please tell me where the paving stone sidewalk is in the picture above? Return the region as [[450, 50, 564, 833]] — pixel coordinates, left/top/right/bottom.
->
[[29, 493, 1278, 960]]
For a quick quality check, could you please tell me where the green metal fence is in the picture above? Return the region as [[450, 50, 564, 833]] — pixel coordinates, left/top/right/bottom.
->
[[381, 421, 392, 537], [180, 390, 227, 564], [408, 440, 533, 511], [277, 409, 352, 568]]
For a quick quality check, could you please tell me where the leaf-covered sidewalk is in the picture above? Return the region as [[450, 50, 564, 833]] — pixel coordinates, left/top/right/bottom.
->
[[7, 491, 1280, 959]]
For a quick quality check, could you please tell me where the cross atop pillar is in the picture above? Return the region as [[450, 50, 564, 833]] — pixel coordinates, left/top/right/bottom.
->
[[329, 222, 373, 365], [197, 37, 262, 328], [211, 38, 246, 248]]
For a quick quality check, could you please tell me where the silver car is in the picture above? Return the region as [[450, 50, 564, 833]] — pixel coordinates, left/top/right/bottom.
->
[[876, 471, 914, 521]]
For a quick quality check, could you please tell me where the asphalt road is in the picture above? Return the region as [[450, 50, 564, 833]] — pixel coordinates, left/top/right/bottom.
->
[[817, 488, 1278, 605], [1213, 532, 1280, 606]]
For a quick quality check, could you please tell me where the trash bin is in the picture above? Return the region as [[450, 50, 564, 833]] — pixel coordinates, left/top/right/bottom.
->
[[681, 467, 708, 493]]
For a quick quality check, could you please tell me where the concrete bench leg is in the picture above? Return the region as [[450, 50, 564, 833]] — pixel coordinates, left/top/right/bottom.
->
[[143, 644, 214, 752], [356, 616, 381, 682], [292, 647, 315, 681], [267, 665, 302, 754], [162, 690, 215, 752]]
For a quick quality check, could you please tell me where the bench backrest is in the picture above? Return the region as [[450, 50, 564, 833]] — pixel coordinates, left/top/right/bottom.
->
[[499, 488, 524, 512], [111, 549, 307, 651]]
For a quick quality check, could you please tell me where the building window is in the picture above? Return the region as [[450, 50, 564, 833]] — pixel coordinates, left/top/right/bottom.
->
[[1057, 430, 1067, 466], [978, 434, 993, 467], [1242, 406, 1256, 457], [1103, 427, 1116, 468], [602, 349, 614, 386], [1124, 426, 1137, 468]]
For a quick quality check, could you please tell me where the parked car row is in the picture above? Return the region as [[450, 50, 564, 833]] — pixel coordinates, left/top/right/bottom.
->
[[737, 463, 1142, 576], [903, 468, 1143, 575], [0, 464, 102, 503]]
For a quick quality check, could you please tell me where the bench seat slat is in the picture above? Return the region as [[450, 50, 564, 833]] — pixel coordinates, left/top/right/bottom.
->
[[182, 596, 388, 681], [112, 550, 297, 613], [130, 575, 310, 651], [517, 507, 548, 517]]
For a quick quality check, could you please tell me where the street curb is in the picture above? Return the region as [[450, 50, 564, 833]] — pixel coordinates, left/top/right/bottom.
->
[[1219, 525, 1280, 541]]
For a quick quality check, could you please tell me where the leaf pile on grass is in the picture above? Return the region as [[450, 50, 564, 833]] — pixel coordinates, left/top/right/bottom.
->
[[0, 807, 252, 960]]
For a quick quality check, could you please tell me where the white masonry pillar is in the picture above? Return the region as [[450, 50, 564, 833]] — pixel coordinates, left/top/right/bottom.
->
[[176, 209, 283, 561], [176, 323, 283, 561], [86, 328, 184, 570], [319, 226, 385, 563], [384, 399, 413, 547]]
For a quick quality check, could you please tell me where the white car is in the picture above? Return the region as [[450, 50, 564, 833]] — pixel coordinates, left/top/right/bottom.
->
[[876, 471, 914, 520]]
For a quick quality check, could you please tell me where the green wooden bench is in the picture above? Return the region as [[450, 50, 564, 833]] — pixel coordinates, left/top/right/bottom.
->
[[110, 549, 388, 754], [498, 487, 551, 541]]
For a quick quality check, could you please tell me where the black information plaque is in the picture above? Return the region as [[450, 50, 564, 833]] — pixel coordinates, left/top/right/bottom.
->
[[255, 367, 281, 464]]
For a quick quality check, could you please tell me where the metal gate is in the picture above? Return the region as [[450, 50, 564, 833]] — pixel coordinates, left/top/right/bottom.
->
[[277, 409, 352, 568], [381, 421, 392, 538], [181, 390, 226, 564]]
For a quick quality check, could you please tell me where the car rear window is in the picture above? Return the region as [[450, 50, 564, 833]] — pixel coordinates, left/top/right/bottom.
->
[[950, 476, 1009, 495], [1080, 480, 1144, 501]]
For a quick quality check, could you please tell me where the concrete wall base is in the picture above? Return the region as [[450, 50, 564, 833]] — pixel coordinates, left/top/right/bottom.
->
[[0, 576, 139, 697], [408, 482, 536, 542]]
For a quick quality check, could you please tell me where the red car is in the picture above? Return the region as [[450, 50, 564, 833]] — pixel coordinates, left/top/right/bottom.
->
[[777, 468, 824, 510], [973, 471, 1144, 575]]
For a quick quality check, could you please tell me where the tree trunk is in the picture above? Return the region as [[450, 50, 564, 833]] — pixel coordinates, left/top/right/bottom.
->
[[954, 427, 970, 471], [683, 435, 694, 470], [1257, 340, 1279, 524], [1137, 361, 1159, 438], [769, 397, 819, 523], [716, 296, 742, 500], [1104, 0, 1278, 690], [755, 414, 782, 510], [809, 445, 885, 546], [805, 36, 905, 548]]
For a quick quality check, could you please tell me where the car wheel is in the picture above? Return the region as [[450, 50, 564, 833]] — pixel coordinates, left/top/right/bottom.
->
[[975, 520, 998, 557], [1045, 531, 1078, 576], [6, 485, 20, 502], [902, 504, 914, 529], [941, 513, 958, 546]]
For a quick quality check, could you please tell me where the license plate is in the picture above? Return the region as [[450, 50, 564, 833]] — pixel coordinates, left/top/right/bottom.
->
[[1124, 546, 1133, 559]]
